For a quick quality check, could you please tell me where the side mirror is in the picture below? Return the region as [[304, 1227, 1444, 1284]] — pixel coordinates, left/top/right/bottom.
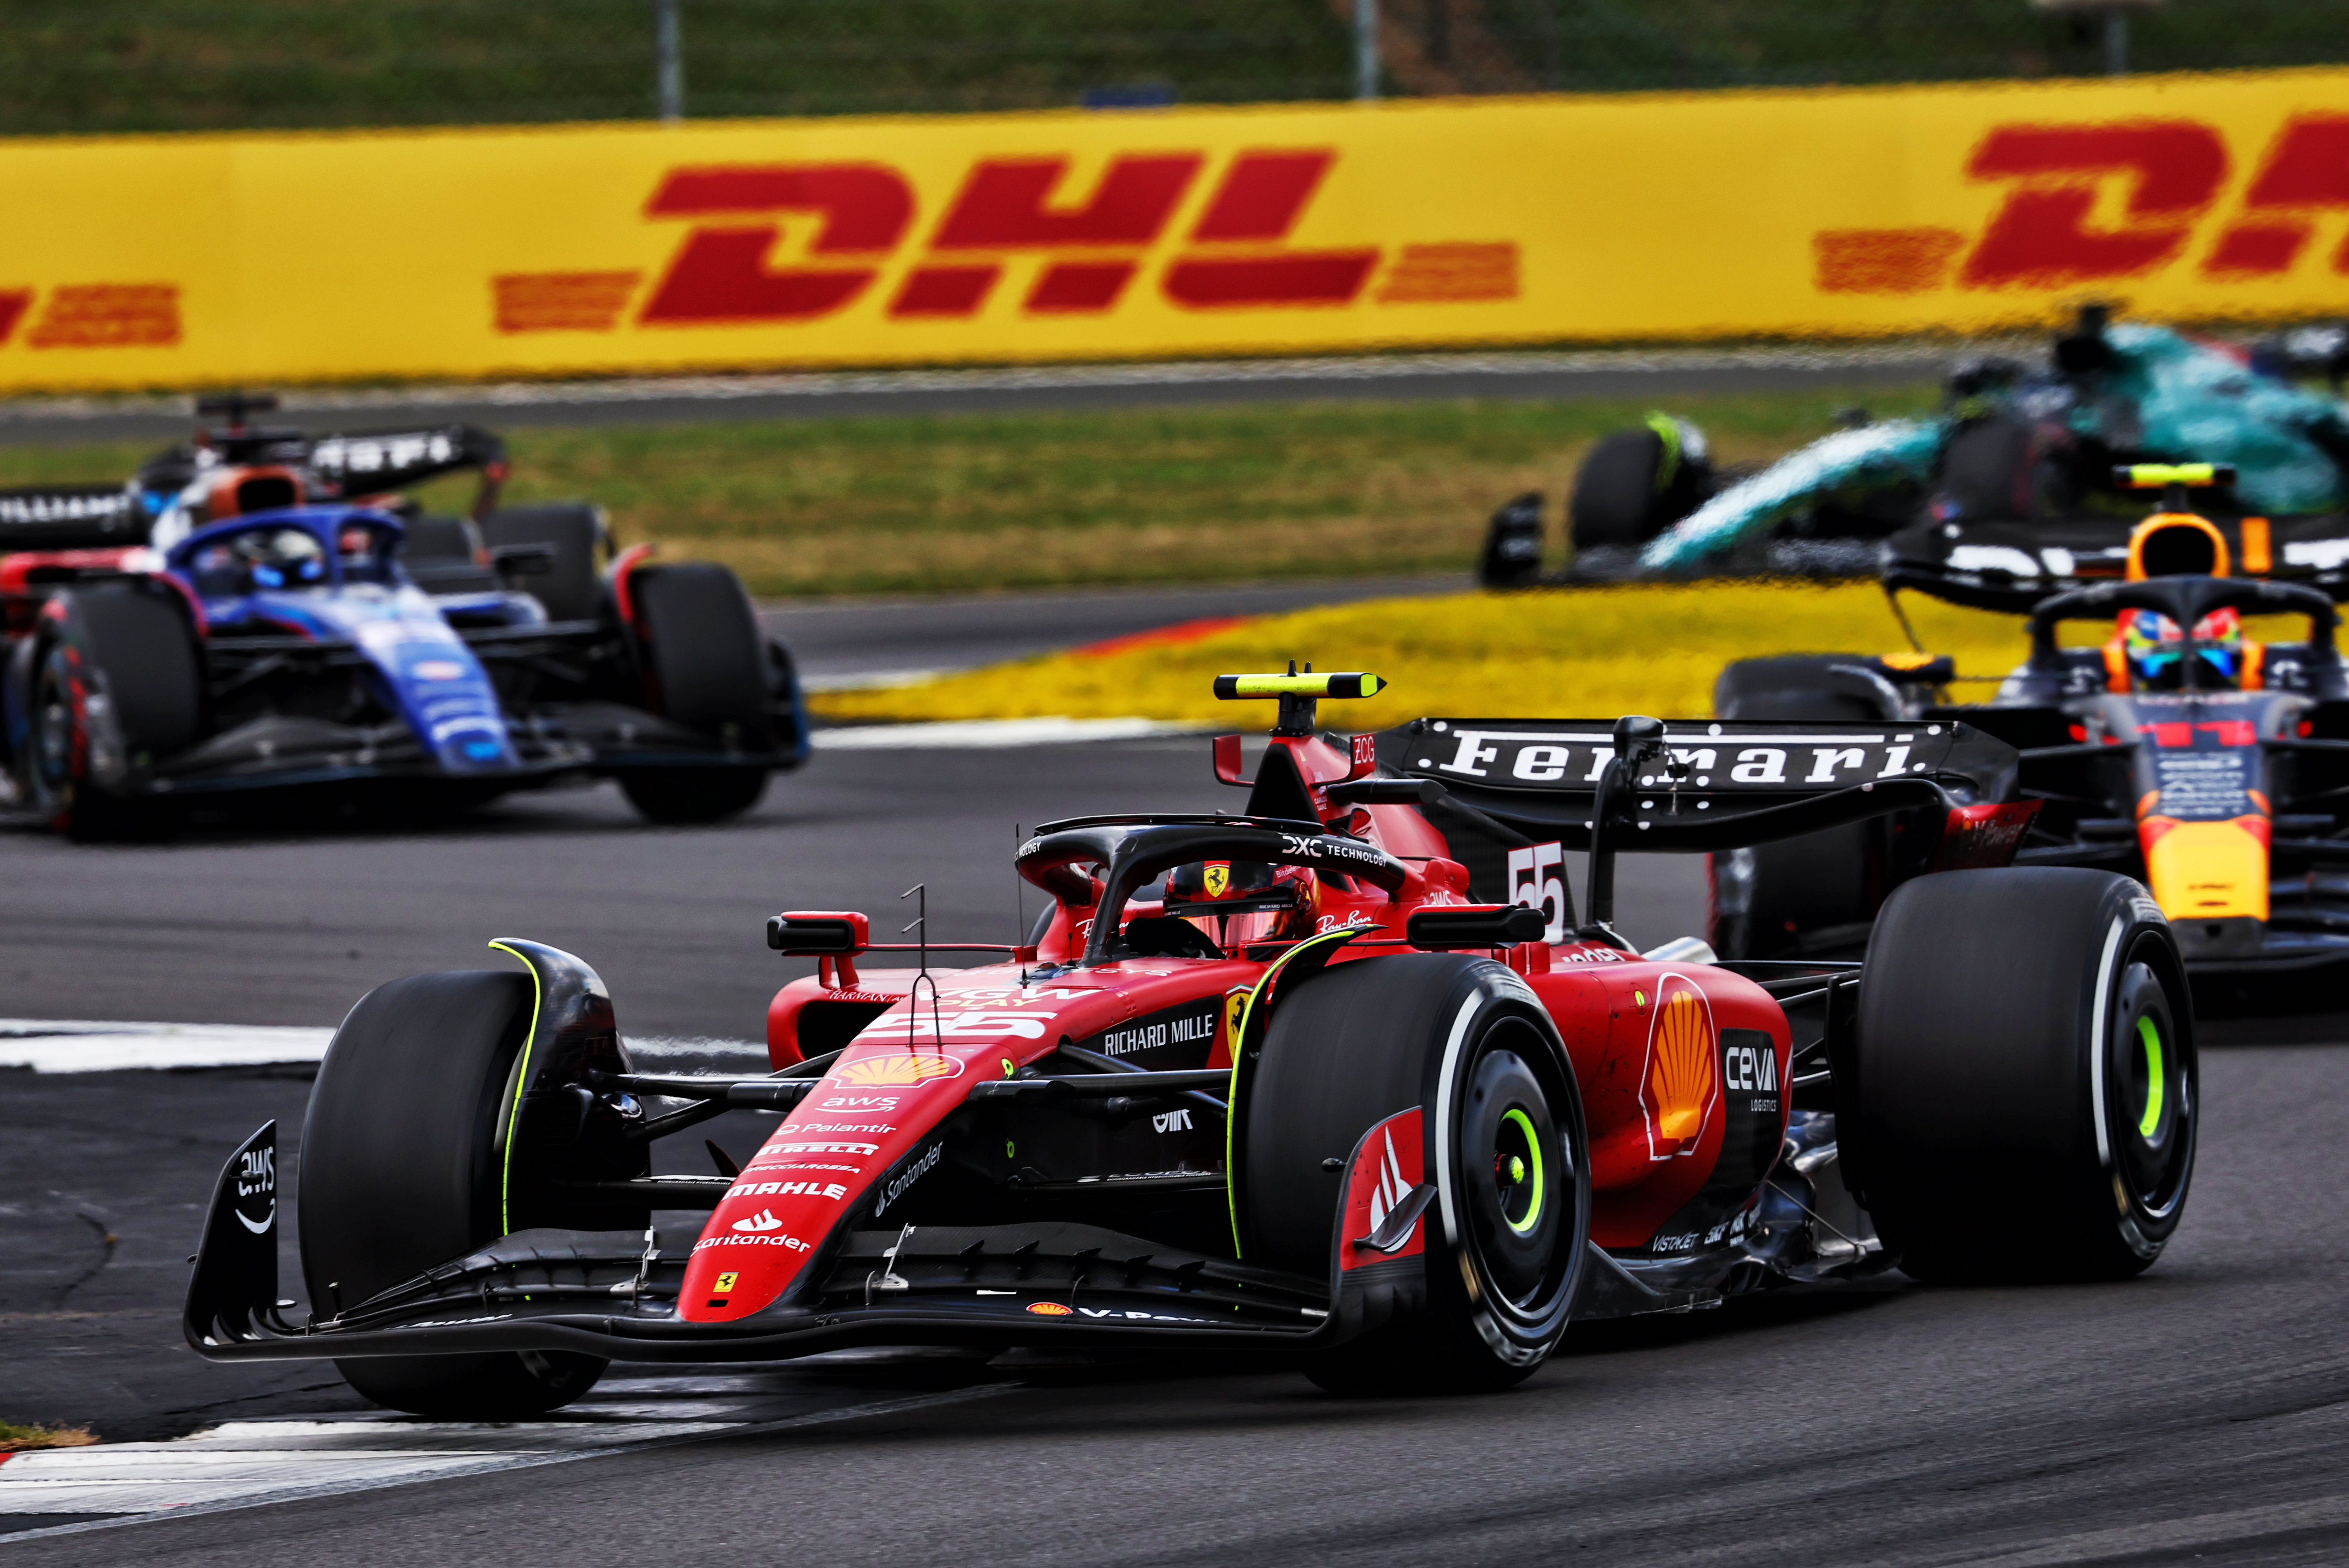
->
[[767, 910, 871, 955], [1406, 906, 1547, 950]]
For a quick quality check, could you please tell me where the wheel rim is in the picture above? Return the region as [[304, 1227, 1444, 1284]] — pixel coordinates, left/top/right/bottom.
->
[[1455, 1024, 1578, 1320], [30, 650, 80, 811], [1496, 1107, 1545, 1235], [2107, 954, 2192, 1221]]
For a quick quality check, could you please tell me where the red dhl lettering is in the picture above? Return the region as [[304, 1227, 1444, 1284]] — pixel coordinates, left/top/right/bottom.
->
[[498, 146, 1495, 335], [1819, 114, 2349, 294]]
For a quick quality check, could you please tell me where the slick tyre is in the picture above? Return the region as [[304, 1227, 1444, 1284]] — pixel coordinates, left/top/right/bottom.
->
[[1243, 954, 1591, 1395], [1709, 657, 1891, 960], [1851, 868, 2195, 1283], [1568, 422, 1711, 551], [481, 502, 607, 622], [619, 562, 772, 825], [300, 970, 607, 1418], [19, 582, 201, 839]]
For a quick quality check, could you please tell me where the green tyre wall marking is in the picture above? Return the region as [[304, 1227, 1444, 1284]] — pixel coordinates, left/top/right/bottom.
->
[[1223, 927, 1363, 1258], [487, 940, 546, 1236]]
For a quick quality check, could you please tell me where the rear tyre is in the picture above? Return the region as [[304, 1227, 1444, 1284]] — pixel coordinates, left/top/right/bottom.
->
[[482, 502, 607, 622], [1709, 656, 1892, 960], [618, 562, 774, 825], [300, 970, 608, 1418], [1244, 955, 1591, 1395], [1850, 868, 2195, 1283], [20, 582, 202, 839]]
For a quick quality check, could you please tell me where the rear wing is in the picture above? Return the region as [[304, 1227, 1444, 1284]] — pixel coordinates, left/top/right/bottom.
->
[[1883, 514, 2349, 612], [304, 423, 507, 497], [0, 483, 145, 551], [1374, 717, 2032, 909]]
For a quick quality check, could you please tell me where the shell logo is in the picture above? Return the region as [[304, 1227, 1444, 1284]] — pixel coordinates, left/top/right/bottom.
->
[[1642, 975, 1718, 1160], [833, 1053, 964, 1087], [1025, 1300, 1074, 1317]]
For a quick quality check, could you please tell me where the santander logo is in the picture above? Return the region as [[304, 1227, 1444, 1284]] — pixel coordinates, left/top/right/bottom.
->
[[731, 1208, 784, 1233]]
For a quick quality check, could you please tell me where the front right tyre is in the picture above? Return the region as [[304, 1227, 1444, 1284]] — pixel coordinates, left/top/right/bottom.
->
[[300, 970, 608, 1418]]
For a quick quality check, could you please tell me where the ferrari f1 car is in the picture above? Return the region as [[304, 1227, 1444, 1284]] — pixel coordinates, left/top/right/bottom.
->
[[0, 394, 806, 834], [1477, 306, 2349, 595], [184, 670, 2195, 1410], [1711, 464, 2349, 1017]]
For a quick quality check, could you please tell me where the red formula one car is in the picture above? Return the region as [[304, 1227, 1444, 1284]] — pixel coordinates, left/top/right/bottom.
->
[[186, 672, 2198, 1412]]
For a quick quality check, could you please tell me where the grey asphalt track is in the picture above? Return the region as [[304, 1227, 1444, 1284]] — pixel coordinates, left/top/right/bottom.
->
[[0, 350, 1958, 447], [1, 740, 2344, 1562]]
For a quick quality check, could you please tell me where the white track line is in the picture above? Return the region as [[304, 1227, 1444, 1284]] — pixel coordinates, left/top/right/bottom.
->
[[0, 1020, 333, 1073], [0, 1022, 766, 1074], [816, 717, 1206, 749], [0, 1385, 1008, 1544]]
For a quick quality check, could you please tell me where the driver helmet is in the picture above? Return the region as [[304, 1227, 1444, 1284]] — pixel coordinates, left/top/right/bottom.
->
[[236, 526, 326, 589], [1162, 859, 1316, 948], [2121, 605, 2242, 688]]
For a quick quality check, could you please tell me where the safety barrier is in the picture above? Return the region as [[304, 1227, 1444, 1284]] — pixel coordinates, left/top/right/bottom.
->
[[6, 66, 2348, 391]]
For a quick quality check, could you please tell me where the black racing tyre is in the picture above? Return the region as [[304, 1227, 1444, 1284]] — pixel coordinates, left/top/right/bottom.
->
[[631, 562, 771, 749], [1570, 429, 1668, 550], [618, 766, 769, 825], [1243, 954, 1591, 1395], [1568, 422, 1712, 551], [300, 970, 608, 1418], [619, 561, 774, 825], [482, 502, 607, 622], [20, 582, 202, 839], [1850, 868, 2195, 1283], [1708, 657, 1895, 960], [400, 515, 501, 596]]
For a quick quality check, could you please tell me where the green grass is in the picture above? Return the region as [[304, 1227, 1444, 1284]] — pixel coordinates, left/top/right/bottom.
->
[[3, 386, 1944, 596], [0, 1419, 95, 1451], [0, 385, 1941, 597]]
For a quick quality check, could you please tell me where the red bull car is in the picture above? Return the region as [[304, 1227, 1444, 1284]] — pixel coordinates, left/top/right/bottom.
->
[[185, 671, 2195, 1412], [1710, 464, 2349, 1018], [0, 394, 806, 834]]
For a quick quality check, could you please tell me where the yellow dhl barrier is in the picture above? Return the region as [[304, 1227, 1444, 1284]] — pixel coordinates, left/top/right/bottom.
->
[[9, 67, 2349, 392]]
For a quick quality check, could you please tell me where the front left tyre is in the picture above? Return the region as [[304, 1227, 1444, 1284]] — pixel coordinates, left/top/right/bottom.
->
[[300, 970, 608, 1418], [1242, 954, 1592, 1394]]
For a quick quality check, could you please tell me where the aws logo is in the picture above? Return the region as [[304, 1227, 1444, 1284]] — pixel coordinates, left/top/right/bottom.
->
[[1818, 115, 2349, 294], [491, 149, 1516, 334]]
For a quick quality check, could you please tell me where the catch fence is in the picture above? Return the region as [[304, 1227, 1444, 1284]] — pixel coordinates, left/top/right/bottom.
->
[[10, 0, 2348, 135]]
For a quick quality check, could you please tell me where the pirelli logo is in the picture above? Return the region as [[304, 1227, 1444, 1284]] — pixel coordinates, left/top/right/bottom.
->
[[492, 149, 1518, 335]]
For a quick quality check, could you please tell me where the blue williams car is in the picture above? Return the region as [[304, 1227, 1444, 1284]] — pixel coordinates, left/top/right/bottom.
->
[[0, 395, 808, 836]]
